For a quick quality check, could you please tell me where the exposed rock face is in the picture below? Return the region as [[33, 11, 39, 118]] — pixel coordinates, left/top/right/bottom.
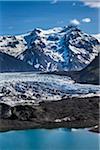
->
[[0, 103, 11, 119]]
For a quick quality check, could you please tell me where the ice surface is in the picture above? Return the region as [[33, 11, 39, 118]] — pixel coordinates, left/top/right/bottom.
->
[[0, 73, 99, 106]]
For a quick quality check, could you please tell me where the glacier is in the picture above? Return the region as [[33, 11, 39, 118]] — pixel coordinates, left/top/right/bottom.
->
[[0, 72, 100, 106]]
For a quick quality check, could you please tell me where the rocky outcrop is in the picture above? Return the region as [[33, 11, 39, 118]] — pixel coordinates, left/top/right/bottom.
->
[[0, 103, 12, 119], [89, 125, 100, 133]]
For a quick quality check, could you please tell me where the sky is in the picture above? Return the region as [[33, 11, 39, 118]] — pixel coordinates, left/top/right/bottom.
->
[[0, 0, 99, 35]]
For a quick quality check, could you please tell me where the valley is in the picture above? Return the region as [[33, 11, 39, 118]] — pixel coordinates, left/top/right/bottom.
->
[[0, 73, 99, 132]]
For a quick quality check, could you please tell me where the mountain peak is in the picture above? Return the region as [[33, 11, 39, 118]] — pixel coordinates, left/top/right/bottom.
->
[[61, 25, 80, 33]]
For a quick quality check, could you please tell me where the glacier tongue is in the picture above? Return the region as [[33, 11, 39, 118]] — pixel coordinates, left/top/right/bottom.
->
[[0, 72, 100, 106], [0, 25, 99, 72]]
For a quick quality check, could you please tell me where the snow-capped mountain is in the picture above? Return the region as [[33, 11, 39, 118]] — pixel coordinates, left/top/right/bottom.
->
[[93, 34, 100, 43], [0, 25, 99, 71]]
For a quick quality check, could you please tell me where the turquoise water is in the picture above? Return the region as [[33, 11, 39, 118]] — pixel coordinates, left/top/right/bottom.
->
[[0, 128, 99, 150]]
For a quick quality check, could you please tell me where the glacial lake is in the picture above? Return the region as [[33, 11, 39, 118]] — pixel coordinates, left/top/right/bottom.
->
[[0, 128, 99, 150], [0, 73, 99, 150]]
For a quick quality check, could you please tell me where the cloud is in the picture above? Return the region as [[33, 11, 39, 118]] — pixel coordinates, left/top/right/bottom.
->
[[70, 19, 80, 25], [51, 0, 100, 8], [51, 0, 58, 4], [81, 0, 100, 8], [70, 17, 92, 26], [82, 18, 91, 23]]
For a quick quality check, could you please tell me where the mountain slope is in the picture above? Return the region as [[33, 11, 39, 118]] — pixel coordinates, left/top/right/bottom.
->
[[93, 34, 100, 42], [45, 53, 99, 84], [0, 52, 35, 72], [77, 53, 99, 84], [0, 25, 99, 71]]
